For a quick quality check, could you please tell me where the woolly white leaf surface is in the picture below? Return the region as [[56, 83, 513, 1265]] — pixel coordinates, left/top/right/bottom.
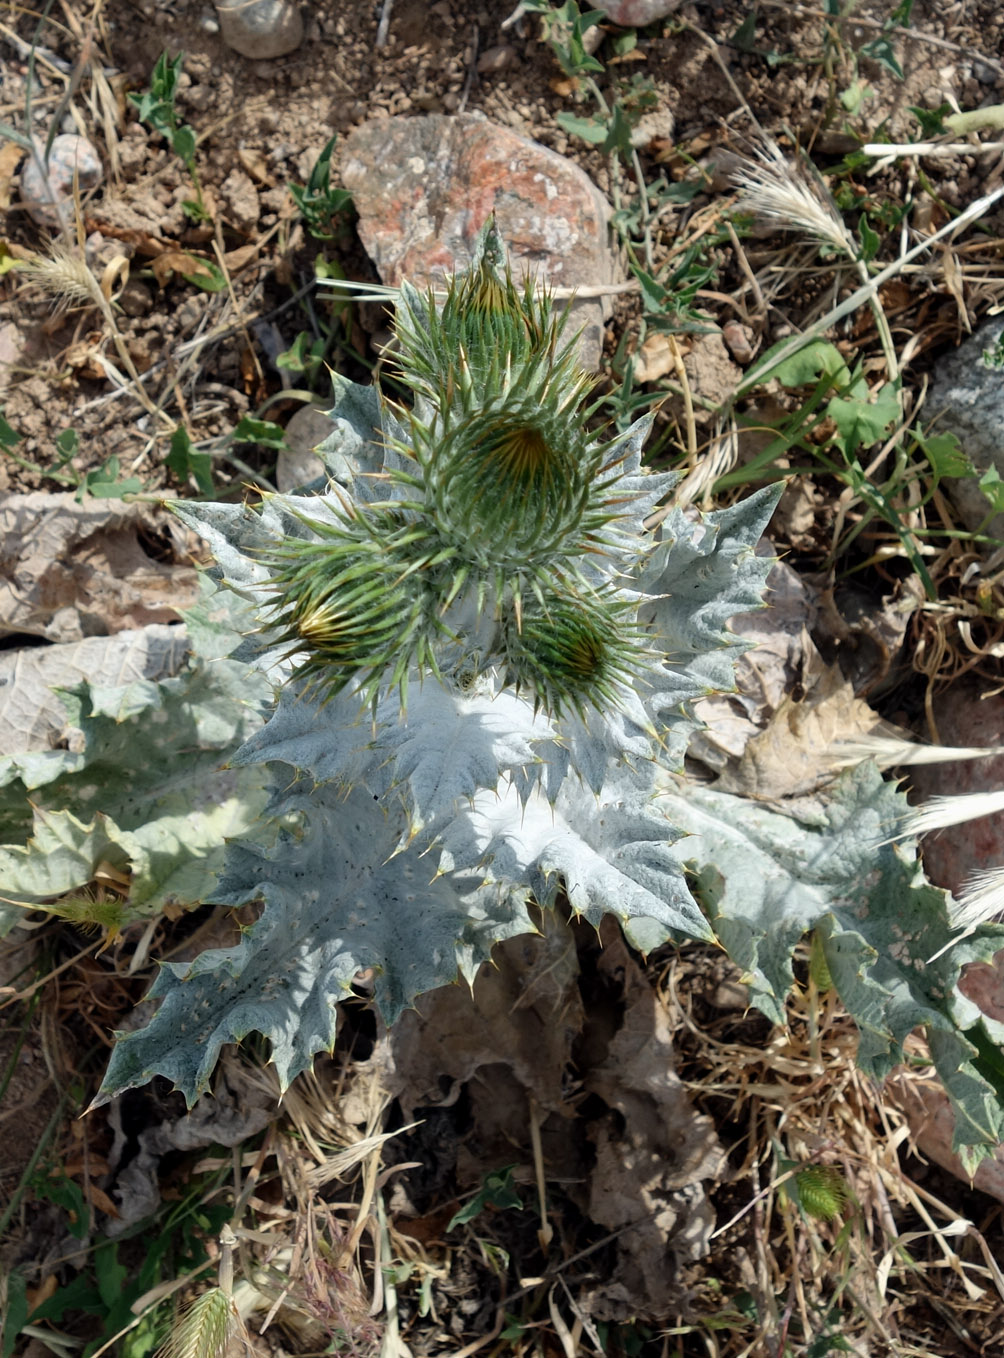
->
[[96, 786, 532, 1104], [439, 770, 710, 948]]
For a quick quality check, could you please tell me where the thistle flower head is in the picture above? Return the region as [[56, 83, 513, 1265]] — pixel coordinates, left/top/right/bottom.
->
[[391, 217, 587, 418], [416, 395, 600, 572], [504, 586, 645, 719], [264, 219, 661, 723], [261, 505, 442, 705]]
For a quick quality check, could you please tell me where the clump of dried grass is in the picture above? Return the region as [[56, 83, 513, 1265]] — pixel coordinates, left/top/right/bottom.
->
[[660, 944, 1004, 1356]]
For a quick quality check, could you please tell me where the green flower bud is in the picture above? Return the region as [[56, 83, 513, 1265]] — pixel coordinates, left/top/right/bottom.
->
[[422, 399, 599, 571], [262, 508, 441, 705], [504, 586, 644, 718]]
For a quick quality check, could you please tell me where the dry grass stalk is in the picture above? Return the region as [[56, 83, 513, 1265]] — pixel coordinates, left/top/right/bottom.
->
[[661, 945, 1003, 1355], [18, 241, 161, 418]]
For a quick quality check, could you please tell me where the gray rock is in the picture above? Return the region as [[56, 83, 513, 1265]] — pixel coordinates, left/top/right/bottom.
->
[[927, 316, 1004, 543], [599, 0, 683, 23], [215, 0, 302, 58], [276, 404, 333, 492], [20, 134, 103, 229]]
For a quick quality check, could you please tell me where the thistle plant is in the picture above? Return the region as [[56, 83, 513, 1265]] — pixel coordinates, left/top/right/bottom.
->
[[65, 221, 1004, 1169]]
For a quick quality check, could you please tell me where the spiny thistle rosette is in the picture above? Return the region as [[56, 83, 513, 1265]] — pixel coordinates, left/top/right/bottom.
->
[[94, 224, 1004, 1168]]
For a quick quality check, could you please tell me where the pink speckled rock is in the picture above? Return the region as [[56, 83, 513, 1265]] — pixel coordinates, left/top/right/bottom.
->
[[599, 0, 683, 24], [886, 684, 1004, 1196], [909, 684, 1004, 894], [886, 1070, 1004, 1202], [20, 134, 103, 229], [340, 114, 614, 370]]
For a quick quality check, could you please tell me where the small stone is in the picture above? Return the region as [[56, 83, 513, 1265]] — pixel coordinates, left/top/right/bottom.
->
[[598, 0, 683, 23], [477, 45, 514, 75], [215, 0, 303, 58], [220, 167, 260, 233], [276, 405, 333, 492], [119, 279, 153, 317], [20, 134, 103, 229]]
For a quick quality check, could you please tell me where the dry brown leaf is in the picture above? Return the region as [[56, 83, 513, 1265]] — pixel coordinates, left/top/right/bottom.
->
[[99, 253, 130, 301], [237, 147, 275, 185], [0, 492, 200, 643], [0, 141, 25, 210], [64, 335, 109, 381], [384, 913, 722, 1322], [151, 249, 217, 288], [721, 652, 885, 800], [224, 243, 261, 274]]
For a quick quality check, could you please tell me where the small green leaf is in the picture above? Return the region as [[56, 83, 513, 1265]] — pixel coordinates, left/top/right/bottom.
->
[[181, 258, 227, 292], [555, 111, 609, 144], [858, 211, 880, 262], [1, 1271, 28, 1358], [0, 408, 21, 451], [826, 380, 899, 454], [860, 34, 904, 79], [166, 424, 214, 496], [916, 430, 969, 481], [55, 427, 79, 464], [95, 1239, 129, 1310], [171, 124, 197, 165], [448, 1165, 524, 1229], [765, 338, 848, 388], [979, 464, 1004, 515], [76, 457, 143, 500], [910, 102, 949, 136], [277, 330, 326, 376], [731, 7, 758, 51], [232, 415, 287, 448]]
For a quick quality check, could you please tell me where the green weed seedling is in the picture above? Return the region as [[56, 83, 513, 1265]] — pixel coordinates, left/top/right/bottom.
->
[[447, 1165, 524, 1231], [129, 52, 208, 224], [713, 337, 1000, 590], [288, 135, 353, 242], [0, 409, 142, 500]]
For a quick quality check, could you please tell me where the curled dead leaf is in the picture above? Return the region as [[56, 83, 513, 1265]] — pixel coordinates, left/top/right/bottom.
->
[[224, 243, 261, 274], [237, 147, 275, 185], [65, 334, 108, 380], [151, 249, 216, 288], [99, 253, 130, 302]]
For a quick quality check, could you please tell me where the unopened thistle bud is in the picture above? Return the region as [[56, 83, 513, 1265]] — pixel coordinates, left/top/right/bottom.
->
[[505, 587, 643, 718], [263, 509, 437, 704], [422, 399, 599, 570]]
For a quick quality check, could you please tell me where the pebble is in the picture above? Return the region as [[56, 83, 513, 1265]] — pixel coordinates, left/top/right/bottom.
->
[[215, 0, 303, 58], [477, 45, 513, 74], [119, 279, 154, 317], [20, 134, 103, 229], [276, 405, 333, 492], [341, 113, 615, 371], [599, 0, 683, 23], [220, 167, 260, 233]]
